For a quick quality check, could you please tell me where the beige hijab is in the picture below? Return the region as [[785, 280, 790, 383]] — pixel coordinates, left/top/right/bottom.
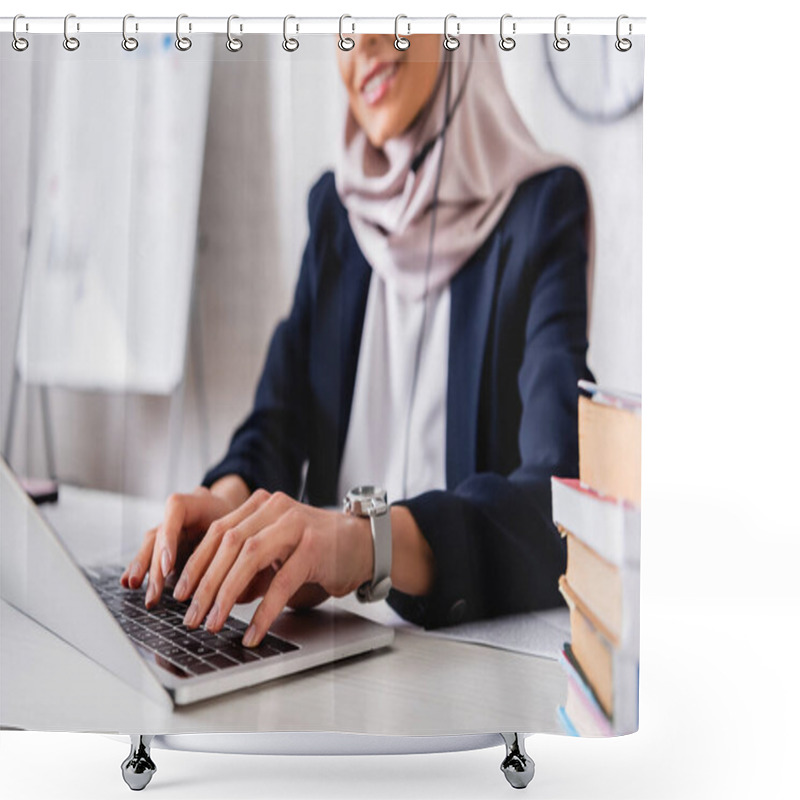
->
[[335, 35, 593, 306]]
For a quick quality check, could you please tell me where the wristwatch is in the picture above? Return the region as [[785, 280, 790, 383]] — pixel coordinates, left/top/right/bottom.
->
[[343, 485, 392, 603]]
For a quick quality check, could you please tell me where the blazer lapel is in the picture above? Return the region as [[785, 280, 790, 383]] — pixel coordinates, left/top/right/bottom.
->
[[446, 233, 501, 489]]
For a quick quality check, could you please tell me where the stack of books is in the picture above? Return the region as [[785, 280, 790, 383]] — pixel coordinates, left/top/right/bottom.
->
[[552, 380, 641, 736]]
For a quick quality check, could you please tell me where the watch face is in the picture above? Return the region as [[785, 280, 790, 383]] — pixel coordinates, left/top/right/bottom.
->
[[344, 486, 388, 516], [349, 485, 386, 501]]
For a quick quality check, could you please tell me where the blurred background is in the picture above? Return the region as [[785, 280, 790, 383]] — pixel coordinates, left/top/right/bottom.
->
[[0, 33, 643, 498]]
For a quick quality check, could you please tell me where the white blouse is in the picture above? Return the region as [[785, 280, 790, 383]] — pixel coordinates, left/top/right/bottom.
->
[[336, 273, 450, 505]]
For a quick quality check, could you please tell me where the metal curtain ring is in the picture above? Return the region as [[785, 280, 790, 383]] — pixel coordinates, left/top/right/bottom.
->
[[338, 14, 355, 51], [175, 14, 192, 51], [122, 14, 138, 51], [12, 14, 29, 52], [283, 15, 299, 51], [227, 15, 243, 52], [553, 14, 570, 52], [615, 14, 632, 52], [394, 15, 410, 51], [63, 13, 80, 51], [499, 14, 515, 51], [444, 14, 460, 51]]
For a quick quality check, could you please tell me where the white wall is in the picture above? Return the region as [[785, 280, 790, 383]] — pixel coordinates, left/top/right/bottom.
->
[[0, 34, 642, 499]]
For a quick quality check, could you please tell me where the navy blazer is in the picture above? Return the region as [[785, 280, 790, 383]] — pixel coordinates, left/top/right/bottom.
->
[[203, 166, 592, 629]]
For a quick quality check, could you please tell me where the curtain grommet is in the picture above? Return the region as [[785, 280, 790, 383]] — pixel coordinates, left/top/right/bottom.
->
[[553, 14, 571, 52], [444, 14, 460, 51], [175, 14, 192, 51], [394, 15, 410, 51], [121, 14, 138, 52], [615, 15, 632, 52], [499, 14, 516, 51], [338, 14, 355, 51], [63, 13, 80, 52], [12, 14, 29, 52], [226, 15, 243, 52], [283, 15, 299, 52]]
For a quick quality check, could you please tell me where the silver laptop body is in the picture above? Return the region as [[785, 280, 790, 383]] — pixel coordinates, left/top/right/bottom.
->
[[0, 457, 394, 706]]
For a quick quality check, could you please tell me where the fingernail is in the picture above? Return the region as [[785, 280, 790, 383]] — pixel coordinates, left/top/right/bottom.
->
[[205, 602, 221, 630], [173, 575, 188, 600], [129, 561, 141, 584], [184, 601, 199, 627], [161, 550, 171, 578], [242, 625, 258, 647], [145, 582, 156, 607]]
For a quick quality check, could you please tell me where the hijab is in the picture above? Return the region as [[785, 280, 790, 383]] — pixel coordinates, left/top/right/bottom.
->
[[335, 35, 594, 305]]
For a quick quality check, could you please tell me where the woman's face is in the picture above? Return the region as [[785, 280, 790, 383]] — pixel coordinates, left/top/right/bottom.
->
[[336, 35, 442, 149]]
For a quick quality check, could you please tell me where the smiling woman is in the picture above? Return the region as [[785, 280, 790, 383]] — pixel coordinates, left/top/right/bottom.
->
[[122, 33, 593, 649]]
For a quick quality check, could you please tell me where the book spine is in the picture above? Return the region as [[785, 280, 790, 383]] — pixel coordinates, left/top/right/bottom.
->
[[551, 477, 641, 566]]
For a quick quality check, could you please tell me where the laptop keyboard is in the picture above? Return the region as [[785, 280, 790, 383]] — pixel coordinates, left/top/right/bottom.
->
[[85, 565, 299, 678]]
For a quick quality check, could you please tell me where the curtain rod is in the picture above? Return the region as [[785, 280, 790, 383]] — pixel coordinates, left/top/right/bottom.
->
[[0, 16, 646, 37]]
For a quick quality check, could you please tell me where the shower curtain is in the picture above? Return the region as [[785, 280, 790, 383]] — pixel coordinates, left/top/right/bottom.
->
[[0, 19, 644, 748]]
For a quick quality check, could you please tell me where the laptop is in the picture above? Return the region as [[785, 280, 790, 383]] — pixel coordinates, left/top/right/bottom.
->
[[0, 457, 394, 706]]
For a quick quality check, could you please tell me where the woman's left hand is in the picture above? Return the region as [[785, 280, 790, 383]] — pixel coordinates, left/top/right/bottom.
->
[[170, 489, 374, 647]]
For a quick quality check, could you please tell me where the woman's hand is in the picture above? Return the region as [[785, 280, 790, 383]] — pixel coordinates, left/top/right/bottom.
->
[[120, 478, 247, 606], [171, 490, 374, 647]]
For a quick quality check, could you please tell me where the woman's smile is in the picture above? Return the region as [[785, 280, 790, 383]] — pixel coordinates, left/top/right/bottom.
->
[[360, 60, 401, 106], [336, 34, 442, 148]]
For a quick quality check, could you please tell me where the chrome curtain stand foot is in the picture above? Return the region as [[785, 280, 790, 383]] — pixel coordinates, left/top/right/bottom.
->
[[500, 732, 535, 789], [121, 735, 157, 791]]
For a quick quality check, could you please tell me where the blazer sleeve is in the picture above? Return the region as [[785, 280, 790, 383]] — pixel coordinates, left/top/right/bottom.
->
[[200, 186, 321, 496], [387, 168, 592, 629]]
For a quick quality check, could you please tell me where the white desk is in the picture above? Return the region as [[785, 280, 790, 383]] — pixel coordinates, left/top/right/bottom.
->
[[0, 487, 566, 736]]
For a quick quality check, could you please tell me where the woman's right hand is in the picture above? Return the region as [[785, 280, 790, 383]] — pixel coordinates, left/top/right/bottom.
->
[[120, 478, 247, 608]]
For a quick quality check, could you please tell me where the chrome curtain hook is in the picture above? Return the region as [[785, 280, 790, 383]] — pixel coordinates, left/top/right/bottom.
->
[[63, 13, 80, 51], [12, 14, 29, 52], [553, 14, 571, 52], [122, 14, 138, 51], [283, 15, 299, 52], [394, 15, 410, 51], [175, 14, 192, 51], [338, 14, 355, 51], [443, 14, 460, 51], [615, 14, 632, 52], [226, 15, 243, 52], [499, 14, 516, 51]]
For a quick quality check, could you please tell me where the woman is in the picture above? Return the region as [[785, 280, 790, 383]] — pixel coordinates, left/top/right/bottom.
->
[[121, 34, 592, 649]]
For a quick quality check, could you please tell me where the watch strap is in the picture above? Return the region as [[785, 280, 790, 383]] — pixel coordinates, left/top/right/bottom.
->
[[356, 501, 392, 603]]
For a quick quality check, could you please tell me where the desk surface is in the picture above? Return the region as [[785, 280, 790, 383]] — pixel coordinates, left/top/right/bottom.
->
[[0, 487, 566, 736]]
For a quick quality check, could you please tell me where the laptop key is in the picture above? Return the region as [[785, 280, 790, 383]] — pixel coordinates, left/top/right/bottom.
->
[[190, 629, 220, 642], [171, 652, 205, 670], [121, 621, 142, 635], [234, 648, 262, 663], [205, 653, 237, 670], [188, 661, 216, 675], [217, 628, 245, 642], [170, 635, 197, 649], [134, 631, 162, 647], [219, 644, 270, 663], [160, 627, 189, 643], [262, 633, 300, 653], [182, 641, 216, 657], [157, 645, 187, 659]]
